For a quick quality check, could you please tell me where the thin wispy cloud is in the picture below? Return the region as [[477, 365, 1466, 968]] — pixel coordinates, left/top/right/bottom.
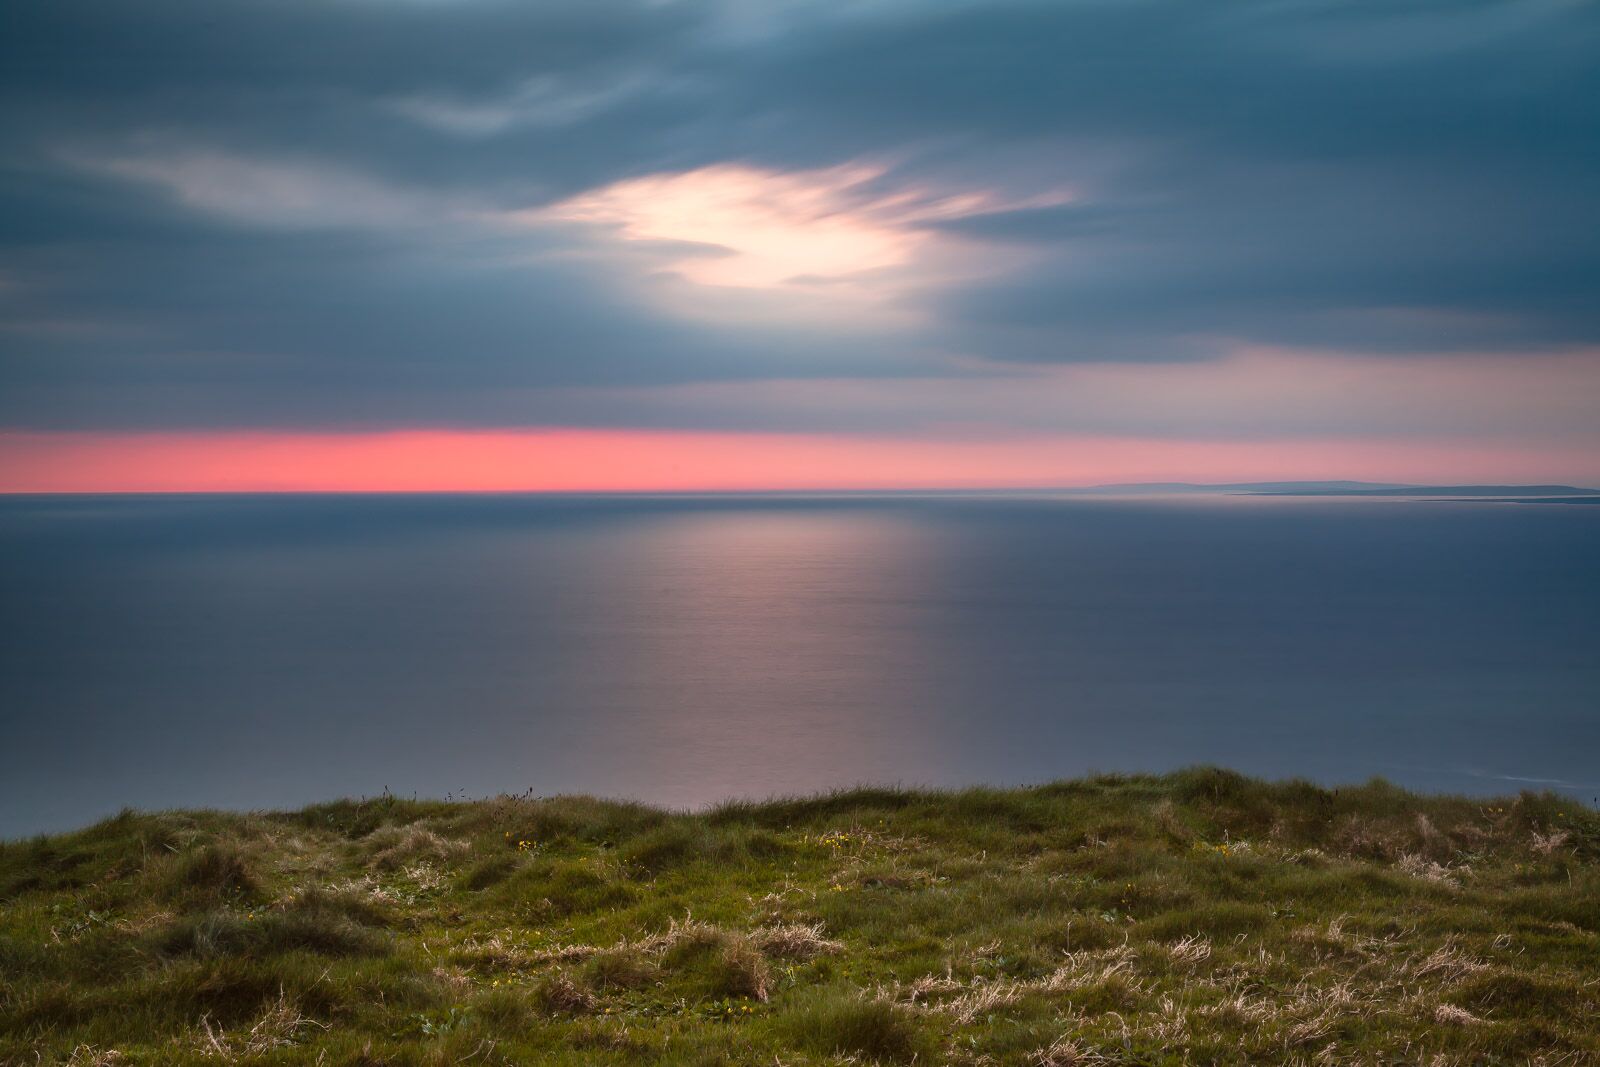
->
[[65, 145, 445, 230]]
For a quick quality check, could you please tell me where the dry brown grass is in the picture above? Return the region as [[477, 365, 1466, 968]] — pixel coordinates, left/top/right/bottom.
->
[[191, 990, 327, 1060], [363, 825, 470, 871], [532, 972, 598, 1015], [750, 921, 844, 960]]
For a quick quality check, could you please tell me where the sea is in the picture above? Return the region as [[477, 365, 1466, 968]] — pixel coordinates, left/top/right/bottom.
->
[[2, 491, 1596, 837]]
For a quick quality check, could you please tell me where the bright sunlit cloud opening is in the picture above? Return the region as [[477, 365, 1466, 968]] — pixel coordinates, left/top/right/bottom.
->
[[531, 162, 1060, 294]]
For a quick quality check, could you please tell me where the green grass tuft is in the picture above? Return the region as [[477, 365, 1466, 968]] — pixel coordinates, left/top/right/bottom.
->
[[147, 841, 259, 908], [661, 924, 770, 1001], [778, 987, 928, 1062]]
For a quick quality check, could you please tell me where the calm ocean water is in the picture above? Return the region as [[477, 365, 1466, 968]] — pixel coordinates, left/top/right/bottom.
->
[[2, 492, 1597, 837]]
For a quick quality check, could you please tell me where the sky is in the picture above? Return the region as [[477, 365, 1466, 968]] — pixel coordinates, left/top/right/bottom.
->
[[1, 0, 1598, 491]]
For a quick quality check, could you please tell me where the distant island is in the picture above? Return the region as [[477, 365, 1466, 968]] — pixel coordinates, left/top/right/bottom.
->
[[5, 771, 1595, 1063], [1077, 481, 1600, 499], [1254, 484, 1600, 498], [1074, 480, 1411, 494]]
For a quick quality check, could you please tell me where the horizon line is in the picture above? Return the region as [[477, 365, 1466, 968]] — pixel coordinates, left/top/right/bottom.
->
[[5, 481, 1599, 498]]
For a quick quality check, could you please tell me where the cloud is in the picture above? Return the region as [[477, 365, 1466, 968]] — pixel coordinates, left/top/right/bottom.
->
[[65, 146, 446, 230], [502, 346, 1600, 446], [388, 71, 666, 137], [1, 0, 1597, 445]]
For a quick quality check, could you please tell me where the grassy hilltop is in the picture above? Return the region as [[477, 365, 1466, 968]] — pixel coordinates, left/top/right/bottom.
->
[[2, 770, 1598, 1066]]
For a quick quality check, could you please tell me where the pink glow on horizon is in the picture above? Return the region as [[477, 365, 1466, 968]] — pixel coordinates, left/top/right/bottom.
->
[[0, 430, 1591, 493]]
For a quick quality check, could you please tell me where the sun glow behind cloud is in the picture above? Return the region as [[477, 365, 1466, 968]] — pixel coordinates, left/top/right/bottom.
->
[[533, 162, 1053, 294]]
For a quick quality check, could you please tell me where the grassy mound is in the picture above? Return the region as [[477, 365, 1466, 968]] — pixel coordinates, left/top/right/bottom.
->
[[2, 769, 1597, 1064]]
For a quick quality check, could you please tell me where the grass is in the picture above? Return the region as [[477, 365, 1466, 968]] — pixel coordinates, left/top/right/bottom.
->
[[2, 768, 1598, 1065]]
